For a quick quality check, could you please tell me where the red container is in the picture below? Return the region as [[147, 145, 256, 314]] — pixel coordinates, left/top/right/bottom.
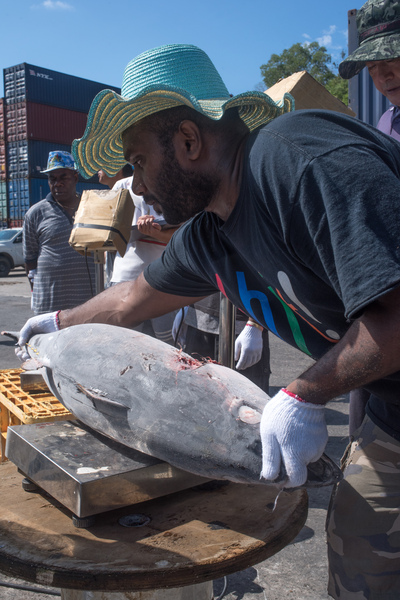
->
[[0, 140, 6, 181], [5, 101, 88, 145], [9, 219, 23, 228]]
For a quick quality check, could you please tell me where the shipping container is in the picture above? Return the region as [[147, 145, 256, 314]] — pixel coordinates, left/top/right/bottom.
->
[[0, 140, 6, 181], [0, 181, 7, 225], [5, 101, 88, 144], [0, 99, 4, 140], [7, 177, 108, 222], [4, 63, 121, 113], [6, 140, 100, 181]]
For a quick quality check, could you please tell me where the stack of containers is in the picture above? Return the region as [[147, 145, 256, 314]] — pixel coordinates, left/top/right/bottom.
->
[[3, 63, 121, 227]]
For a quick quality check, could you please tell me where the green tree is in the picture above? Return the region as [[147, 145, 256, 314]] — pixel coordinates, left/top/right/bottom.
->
[[260, 42, 348, 105], [325, 76, 348, 105]]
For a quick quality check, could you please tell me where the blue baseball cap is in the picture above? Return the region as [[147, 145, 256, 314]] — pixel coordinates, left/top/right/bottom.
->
[[41, 151, 77, 173]]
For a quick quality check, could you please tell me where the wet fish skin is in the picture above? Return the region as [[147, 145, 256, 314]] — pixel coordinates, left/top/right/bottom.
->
[[25, 323, 341, 487]]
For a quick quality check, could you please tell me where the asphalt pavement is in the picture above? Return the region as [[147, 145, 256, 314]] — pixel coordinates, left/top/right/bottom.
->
[[0, 269, 349, 600]]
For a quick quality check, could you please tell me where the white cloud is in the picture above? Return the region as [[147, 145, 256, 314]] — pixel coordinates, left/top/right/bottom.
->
[[33, 0, 74, 9], [316, 26, 338, 49], [317, 34, 333, 47]]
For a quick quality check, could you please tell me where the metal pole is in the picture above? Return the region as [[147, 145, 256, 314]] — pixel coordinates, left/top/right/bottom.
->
[[218, 293, 236, 369], [93, 250, 105, 295]]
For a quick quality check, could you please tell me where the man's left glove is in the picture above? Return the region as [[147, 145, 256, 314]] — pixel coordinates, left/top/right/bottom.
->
[[16, 311, 60, 361], [235, 324, 263, 370], [260, 388, 328, 488]]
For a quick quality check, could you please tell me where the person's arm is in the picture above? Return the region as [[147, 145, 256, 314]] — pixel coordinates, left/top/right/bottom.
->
[[260, 286, 400, 487], [24, 260, 37, 276], [136, 215, 181, 244], [287, 286, 400, 403], [16, 272, 207, 353], [25, 260, 37, 291], [60, 273, 199, 329]]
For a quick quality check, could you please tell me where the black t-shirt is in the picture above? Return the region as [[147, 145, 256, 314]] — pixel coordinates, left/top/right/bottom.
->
[[145, 109, 400, 438]]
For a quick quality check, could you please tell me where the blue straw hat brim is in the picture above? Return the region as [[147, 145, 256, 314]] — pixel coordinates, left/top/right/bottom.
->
[[72, 85, 294, 178]]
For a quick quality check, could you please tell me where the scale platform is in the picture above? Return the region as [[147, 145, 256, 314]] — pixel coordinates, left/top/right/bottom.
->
[[5, 420, 211, 526]]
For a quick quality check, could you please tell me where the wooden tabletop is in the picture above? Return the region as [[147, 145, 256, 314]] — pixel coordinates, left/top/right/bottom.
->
[[0, 462, 308, 592]]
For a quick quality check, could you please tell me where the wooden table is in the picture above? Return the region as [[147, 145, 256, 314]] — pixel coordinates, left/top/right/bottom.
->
[[0, 462, 308, 599]]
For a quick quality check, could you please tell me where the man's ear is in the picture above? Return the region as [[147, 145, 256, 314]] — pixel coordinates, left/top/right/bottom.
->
[[174, 120, 202, 164]]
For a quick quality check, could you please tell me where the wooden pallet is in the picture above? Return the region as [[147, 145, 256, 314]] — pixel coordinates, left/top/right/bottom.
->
[[0, 368, 72, 461]]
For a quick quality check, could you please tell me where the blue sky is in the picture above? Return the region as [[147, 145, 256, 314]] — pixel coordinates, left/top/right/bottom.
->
[[0, 0, 363, 98]]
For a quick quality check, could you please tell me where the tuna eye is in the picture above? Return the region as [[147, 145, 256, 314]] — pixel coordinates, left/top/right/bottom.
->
[[238, 405, 261, 424]]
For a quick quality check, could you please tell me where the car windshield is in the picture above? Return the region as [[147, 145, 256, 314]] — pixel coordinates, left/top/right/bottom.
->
[[0, 229, 20, 242]]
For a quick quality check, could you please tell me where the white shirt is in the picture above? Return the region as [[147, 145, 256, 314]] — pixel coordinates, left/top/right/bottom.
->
[[110, 177, 167, 283]]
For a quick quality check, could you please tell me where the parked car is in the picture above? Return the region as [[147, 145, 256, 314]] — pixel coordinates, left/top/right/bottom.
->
[[0, 228, 24, 277]]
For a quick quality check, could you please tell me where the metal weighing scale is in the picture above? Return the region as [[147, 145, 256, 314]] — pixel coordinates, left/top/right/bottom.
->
[[5, 420, 211, 528]]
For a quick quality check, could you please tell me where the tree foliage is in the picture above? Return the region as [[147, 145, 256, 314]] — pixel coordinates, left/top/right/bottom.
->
[[260, 42, 348, 105], [325, 76, 348, 106]]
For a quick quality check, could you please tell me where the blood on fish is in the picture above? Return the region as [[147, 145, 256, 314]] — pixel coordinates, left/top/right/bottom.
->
[[174, 349, 203, 370]]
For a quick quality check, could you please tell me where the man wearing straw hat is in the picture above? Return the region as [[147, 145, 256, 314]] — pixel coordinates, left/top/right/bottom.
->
[[15, 43, 400, 598]]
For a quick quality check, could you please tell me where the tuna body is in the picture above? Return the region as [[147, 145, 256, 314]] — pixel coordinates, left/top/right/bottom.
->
[[28, 324, 268, 484]]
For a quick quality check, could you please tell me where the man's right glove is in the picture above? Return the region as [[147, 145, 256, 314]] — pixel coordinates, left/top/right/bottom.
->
[[16, 311, 60, 361], [260, 388, 328, 488]]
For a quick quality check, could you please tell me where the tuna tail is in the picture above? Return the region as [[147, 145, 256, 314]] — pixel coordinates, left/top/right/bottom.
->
[[1, 330, 20, 341]]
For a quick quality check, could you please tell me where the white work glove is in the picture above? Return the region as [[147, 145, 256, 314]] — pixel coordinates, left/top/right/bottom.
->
[[172, 307, 188, 347], [27, 269, 37, 309], [16, 311, 60, 362], [235, 324, 263, 370], [27, 269, 37, 284], [260, 389, 328, 488]]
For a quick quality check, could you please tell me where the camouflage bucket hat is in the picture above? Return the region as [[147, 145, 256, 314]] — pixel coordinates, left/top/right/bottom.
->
[[339, 0, 400, 79]]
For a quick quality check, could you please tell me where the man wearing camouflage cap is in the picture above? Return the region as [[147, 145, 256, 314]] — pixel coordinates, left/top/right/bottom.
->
[[328, 3, 400, 598], [340, 0, 400, 139]]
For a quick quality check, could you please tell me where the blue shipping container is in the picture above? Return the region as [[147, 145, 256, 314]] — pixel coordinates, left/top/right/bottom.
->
[[7, 140, 70, 179], [0, 181, 7, 223], [7, 178, 108, 221], [6, 140, 101, 182], [4, 63, 121, 113]]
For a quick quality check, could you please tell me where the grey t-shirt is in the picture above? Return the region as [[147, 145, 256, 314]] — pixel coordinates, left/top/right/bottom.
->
[[23, 194, 95, 314]]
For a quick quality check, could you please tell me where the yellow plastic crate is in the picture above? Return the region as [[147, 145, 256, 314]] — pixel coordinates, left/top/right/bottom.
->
[[0, 368, 73, 461]]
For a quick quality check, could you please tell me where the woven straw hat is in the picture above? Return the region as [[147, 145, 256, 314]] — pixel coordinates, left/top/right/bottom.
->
[[72, 44, 294, 178], [339, 0, 400, 79]]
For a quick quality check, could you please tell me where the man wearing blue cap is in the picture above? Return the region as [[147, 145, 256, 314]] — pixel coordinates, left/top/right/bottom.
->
[[16, 43, 400, 598], [23, 151, 95, 314]]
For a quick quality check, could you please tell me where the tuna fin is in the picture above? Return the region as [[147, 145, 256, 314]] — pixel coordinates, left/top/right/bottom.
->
[[21, 358, 46, 371], [76, 384, 129, 417]]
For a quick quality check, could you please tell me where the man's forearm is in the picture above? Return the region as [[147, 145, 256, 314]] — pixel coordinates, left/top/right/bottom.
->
[[58, 275, 205, 331], [286, 287, 400, 404]]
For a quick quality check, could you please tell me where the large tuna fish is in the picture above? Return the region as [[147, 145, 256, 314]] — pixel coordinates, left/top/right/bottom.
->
[[16, 323, 340, 487]]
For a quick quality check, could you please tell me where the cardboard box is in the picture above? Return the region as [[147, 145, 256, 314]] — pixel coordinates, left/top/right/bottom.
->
[[69, 188, 134, 257], [265, 71, 355, 116]]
